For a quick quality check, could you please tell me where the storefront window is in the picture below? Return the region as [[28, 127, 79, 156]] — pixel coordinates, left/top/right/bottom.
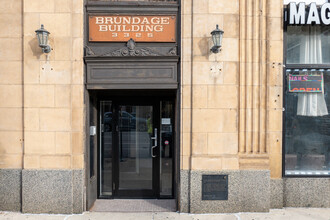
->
[[284, 25, 330, 176], [287, 26, 330, 64]]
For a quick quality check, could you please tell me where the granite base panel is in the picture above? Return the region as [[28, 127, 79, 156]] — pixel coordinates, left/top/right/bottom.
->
[[0, 169, 21, 211], [284, 178, 330, 208], [270, 179, 284, 209], [179, 170, 189, 213], [188, 170, 270, 213], [72, 170, 84, 214], [22, 169, 84, 214]]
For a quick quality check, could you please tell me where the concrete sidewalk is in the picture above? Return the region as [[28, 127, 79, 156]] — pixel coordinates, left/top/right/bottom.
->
[[0, 208, 329, 220]]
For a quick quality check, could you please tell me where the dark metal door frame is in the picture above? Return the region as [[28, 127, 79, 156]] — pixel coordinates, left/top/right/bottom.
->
[[87, 91, 177, 209], [99, 97, 162, 199], [86, 91, 98, 209], [113, 99, 160, 198]]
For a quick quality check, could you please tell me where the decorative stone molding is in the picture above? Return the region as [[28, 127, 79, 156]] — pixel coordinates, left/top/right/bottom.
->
[[85, 46, 95, 56], [168, 46, 177, 55], [85, 39, 177, 57], [105, 39, 161, 56], [239, 0, 268, 155]]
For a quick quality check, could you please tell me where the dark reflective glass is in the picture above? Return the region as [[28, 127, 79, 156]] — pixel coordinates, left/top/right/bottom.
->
[[286, 26, 330, 64], [284, 70, 330, 176], [160, 101, 173, 196], [100, 101, 113, 196], [118, 105, 153, 190]]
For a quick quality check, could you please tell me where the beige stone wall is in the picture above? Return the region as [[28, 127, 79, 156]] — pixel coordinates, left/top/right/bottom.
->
[[181, 0, 283, 178], [0, 0, 23, 169], [0, 0, 85, 170], [265, 0, 283, 179], [0, 0, 283, 176], [23, 0, 84, 170]]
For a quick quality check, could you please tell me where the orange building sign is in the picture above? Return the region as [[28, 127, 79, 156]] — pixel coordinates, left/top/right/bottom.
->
[[89, 15, 176, 42]]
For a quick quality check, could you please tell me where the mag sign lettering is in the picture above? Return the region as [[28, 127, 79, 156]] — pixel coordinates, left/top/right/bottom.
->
[[287, 2, 330, 25]]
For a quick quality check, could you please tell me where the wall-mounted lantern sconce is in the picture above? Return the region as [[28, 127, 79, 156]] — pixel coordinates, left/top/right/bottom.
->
[[210, 24, 224, 53], [35, 24, 51, 53]]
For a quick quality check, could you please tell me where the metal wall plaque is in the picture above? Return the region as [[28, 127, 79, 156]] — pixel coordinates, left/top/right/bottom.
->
[[202, 175, 228, 200]]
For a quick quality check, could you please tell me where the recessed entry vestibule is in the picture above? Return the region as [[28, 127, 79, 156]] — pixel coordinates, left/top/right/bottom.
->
[[86, 90, 179, 210], [84, 0, 181, 210]]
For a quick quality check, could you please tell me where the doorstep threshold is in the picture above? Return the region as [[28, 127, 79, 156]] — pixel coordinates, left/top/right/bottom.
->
[[90, 199, 176, 212]]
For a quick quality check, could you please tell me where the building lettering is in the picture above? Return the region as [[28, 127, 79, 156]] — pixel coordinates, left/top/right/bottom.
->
[[98, 24, 164, 32], [89, 15, 176, 42], [288, 2, 330, 25], [95, 16, 170, 33]]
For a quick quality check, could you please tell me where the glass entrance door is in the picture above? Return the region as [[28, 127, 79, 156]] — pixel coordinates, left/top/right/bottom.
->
[[100, 100, 160, 198], [116, 103, 159, 197]]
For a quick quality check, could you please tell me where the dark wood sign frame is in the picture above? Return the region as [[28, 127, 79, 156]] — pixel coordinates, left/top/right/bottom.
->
[[84, 1, 180, 90]]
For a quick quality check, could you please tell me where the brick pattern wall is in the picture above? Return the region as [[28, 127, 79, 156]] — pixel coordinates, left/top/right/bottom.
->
[[180, 0, 284, 178], [0, 0, 23, 169], [181, 0, 240, 171], [22, 0, 84, 170]]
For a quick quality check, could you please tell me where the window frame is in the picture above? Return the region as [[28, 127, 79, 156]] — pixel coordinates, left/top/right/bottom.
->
[[282, 7, 330, 178]]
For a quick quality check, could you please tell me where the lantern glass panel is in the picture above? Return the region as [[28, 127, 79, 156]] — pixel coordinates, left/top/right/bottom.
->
[[37, 33, 42, 46], [218, 33, 223, 47], [41, 32, 48, 46], [212, 34, 217, 46], [215, 33, 221, 46]]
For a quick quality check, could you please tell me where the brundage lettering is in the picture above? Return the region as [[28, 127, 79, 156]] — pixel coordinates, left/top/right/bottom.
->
[[95, 16, 170, 32], [89, 15, 176, 42]]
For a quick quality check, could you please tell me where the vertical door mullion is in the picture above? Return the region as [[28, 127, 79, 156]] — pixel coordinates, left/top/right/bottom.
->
[[153, 101, 161, 198], [99, 101, 102, 197], [113, 103, 119, 196]]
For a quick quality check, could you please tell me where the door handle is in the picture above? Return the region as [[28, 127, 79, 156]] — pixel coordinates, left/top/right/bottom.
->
[[151, 128, 157, 158]]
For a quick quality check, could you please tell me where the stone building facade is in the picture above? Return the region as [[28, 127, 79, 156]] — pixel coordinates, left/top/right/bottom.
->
[[0, 0, 329, 214]]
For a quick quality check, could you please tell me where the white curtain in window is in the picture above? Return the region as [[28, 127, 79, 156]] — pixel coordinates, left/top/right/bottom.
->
[[297, 27, 328, 116]]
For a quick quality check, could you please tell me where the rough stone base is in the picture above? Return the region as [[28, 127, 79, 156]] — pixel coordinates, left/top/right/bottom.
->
[[73, 170, 85, 213], [284, 178, 330, 208], [180, 170, 270, 213], [22, 169, 84, 214], [0, 169, 21, 211], [270, 179, 283, 209], [179, 170, 189, 213]]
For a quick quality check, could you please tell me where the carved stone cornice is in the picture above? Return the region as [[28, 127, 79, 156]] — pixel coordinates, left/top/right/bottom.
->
[[85, 46, 95, 56], [105, 39, 161, 56], [85, 39, 177, 57], [167, 47, 177, 56]]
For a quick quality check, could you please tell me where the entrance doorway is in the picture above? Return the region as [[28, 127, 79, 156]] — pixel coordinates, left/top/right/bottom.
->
[[98, 96, 175, 199]]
